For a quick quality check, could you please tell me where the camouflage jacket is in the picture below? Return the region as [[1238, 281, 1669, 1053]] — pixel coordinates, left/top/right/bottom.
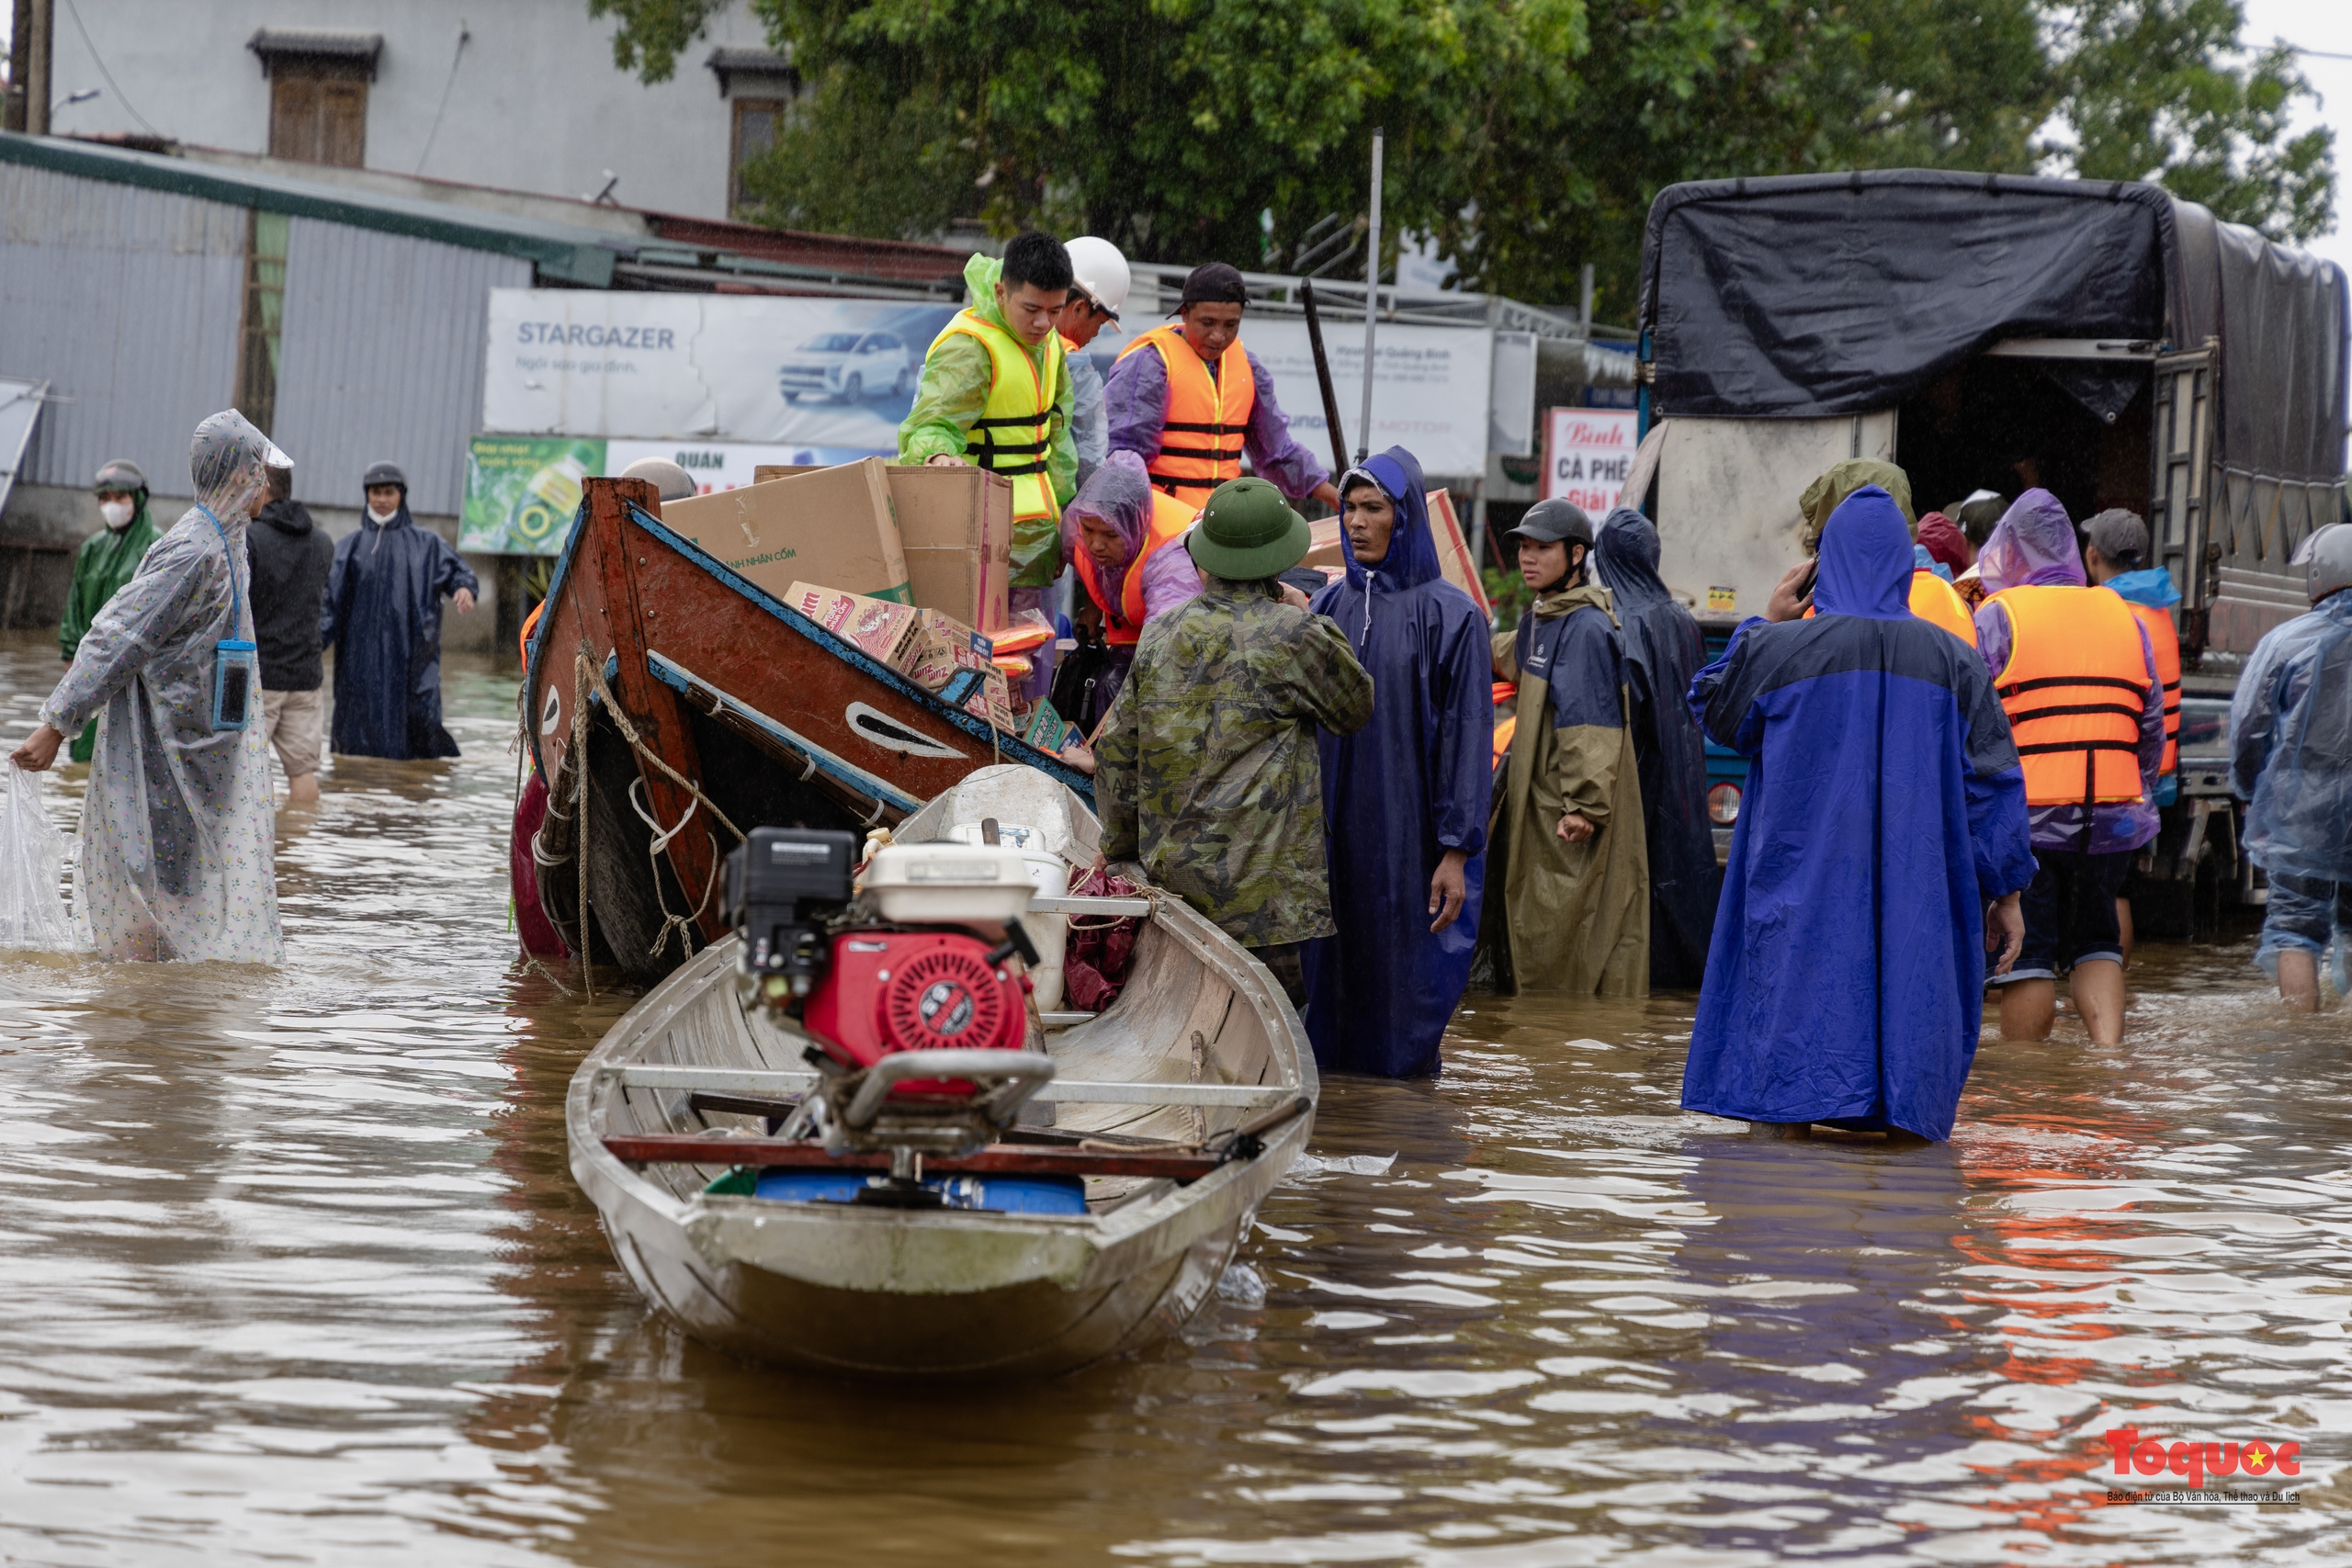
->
[[1095, 574, 1375, 946]]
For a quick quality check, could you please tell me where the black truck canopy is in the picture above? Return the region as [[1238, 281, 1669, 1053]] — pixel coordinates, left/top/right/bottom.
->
[[1637, 169, 2348, 489]]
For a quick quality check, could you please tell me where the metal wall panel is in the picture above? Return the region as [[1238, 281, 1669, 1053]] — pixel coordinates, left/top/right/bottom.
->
[[273, 218, 529, 517], [0, 163, 247, 494]]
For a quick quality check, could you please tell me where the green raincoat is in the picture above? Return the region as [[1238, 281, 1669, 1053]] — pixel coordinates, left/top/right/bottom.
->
[[1487, 583, 1649, 995], [899, 253, 1078, 587], [60, 503, 162, 762], [1797, 459, 1913, 555]]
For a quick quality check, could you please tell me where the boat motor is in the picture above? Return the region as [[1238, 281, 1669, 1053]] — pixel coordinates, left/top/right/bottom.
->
[[725, 828, 1056, 1190]]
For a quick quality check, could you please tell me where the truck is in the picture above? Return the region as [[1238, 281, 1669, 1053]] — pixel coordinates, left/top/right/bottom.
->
[[1623, 169, 2349, 934]]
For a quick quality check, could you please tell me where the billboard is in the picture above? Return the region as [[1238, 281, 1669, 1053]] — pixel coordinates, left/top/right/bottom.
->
[[1542, 408, 1640, 513], [459, 434, 880, 555], [481, 288, 1503, 483]]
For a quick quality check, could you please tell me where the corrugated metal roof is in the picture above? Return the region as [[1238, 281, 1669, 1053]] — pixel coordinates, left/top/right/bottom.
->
[[273, 218, 531, 516], [0, 131, 621, 286], [0, 161, 246, 491]]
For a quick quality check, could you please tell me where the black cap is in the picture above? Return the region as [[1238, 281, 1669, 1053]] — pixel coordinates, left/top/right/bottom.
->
[[362, 460, 408, 491], [1176, 262, 1249, 311], [1504, 499, 1593, 547]]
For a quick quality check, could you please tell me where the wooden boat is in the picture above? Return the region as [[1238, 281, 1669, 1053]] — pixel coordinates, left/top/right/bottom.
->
[[523, 476, 1094, 983], [565, 765, 1317, 1379]]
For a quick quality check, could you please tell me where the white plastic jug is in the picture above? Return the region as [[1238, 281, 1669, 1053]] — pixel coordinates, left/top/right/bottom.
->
[[948, 821, 1069, 1012]]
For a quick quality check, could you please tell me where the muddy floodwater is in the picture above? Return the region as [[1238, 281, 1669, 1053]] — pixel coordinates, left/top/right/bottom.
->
[[0, 635, 2346, 1566]]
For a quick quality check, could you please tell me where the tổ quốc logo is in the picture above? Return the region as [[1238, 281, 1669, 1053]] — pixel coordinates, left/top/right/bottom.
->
[[2103, 1427, 2301, 1504]]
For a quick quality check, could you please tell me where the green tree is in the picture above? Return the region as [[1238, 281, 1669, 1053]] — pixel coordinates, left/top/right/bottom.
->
[[587, 0, 2334, 311]]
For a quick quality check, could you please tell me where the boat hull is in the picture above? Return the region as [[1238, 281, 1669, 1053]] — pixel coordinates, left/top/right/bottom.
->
[[567, 770, 1315, 1379]]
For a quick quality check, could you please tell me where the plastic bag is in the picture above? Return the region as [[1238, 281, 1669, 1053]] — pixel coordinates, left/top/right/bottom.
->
[[0, 761, 75, 950]]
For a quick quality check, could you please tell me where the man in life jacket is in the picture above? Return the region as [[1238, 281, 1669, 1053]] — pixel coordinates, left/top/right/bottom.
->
[[1056, 236, 1129, 490], [1104, 262, 1340, 512], [2083, 508, 2183, 961], [1973, 491, 2166, 1047], [900, 231, 1078, 698]]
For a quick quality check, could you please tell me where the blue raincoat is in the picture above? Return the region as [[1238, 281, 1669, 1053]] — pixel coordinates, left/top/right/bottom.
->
[[320, 505, 478, 759], [1305, 447, 1492, 1077], [1680, 487, 2036, 1141], [1593, 507, 1720, 987]]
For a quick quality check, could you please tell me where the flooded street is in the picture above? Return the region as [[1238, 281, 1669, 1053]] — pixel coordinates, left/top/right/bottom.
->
[[0, 633, 2345, 1566]]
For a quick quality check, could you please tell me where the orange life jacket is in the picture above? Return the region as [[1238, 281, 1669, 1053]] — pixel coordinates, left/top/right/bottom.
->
[[1910, 570, 1977, 646], [2117, 597, 2181, 773], [1115, 323, 1256, 498], [1071, 491, 1198, 648], [1989, 584, 2150, 807]]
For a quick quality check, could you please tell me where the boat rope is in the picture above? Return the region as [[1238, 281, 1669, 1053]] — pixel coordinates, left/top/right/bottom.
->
[[628, 776, 724, 964], [576, 649, 749, 845], [573, 649, 594, 1002]]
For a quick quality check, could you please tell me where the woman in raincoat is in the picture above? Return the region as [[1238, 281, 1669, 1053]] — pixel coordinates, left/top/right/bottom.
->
[[1592, 507, 1719, 987], [12, 412, 287, 964], [1485, 499, 1649, 997], [1303, 446, 1490, 1077], [1056, 451, 1203, 731]]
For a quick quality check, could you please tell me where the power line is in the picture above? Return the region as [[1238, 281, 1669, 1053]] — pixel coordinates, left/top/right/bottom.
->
[[59, 0, 161, 139]]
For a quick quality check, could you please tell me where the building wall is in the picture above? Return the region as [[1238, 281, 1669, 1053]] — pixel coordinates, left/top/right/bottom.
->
[[275, 218, 530, 515], [0, 161, 246, 496], [45, 0, 780, 222]]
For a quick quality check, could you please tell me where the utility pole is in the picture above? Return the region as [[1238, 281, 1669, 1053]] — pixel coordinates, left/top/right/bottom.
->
[[6, 0, 53, 135]]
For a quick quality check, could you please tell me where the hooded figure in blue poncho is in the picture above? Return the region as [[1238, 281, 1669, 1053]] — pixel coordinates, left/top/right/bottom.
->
[[1592, 507, 1720, 987], [1680, 487, 2037, 1142], [321, 462, 479, 760], [1304, 446, 1492, 1077]]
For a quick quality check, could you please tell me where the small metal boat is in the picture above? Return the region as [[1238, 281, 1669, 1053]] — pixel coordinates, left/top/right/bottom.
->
[[565, 765, 1317, 1379]]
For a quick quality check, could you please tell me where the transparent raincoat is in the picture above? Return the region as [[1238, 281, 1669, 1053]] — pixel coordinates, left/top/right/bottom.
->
[[38, 412, 288, 963], [2231, 591, 2352, 885]]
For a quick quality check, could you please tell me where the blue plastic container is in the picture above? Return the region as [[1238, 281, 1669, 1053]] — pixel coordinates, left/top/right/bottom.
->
[[750, 1169, 1086, 1214]]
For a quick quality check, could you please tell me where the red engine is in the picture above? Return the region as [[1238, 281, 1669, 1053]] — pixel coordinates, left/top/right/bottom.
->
[[799, 929, 1030, 1094]]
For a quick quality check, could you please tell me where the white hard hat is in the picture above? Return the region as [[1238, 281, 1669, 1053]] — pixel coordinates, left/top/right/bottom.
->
[[1065, 236, 1131, 320]]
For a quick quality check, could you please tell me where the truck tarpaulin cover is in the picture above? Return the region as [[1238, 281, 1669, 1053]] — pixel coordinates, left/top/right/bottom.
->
[[1638, 170, 2347, 484]]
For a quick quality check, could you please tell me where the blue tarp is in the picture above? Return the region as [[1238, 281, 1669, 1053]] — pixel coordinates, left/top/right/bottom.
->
[[1305, 446, 1492, 1077], [1679, 487, 2037, 1140], [320, 506, 479, 760]]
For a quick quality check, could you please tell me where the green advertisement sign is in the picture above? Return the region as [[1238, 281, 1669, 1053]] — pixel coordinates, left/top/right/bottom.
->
[[461, 435, 606, 556]]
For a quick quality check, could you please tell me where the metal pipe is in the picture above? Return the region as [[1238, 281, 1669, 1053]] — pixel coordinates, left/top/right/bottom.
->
[[1579, 263, 1595, 335], [1356, 128, 1384, 467]]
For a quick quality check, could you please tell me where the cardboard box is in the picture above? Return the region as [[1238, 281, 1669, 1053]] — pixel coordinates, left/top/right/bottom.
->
[[1017, 699, 1074, 753], [903, 608, 992, 692], [754, 462, 1010, 631], [782, 582, 923, 670], [936, 665, 1014, 734], [666, 457, 910, 604], [1427, 489, 1493, 617]]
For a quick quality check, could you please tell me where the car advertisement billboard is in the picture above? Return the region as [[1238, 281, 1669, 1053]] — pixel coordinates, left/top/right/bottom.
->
[[481, 288, 1503, 481]]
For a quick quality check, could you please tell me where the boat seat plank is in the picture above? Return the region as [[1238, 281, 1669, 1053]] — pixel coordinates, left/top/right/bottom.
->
[[605, 1136, 1227, 1181], [605, 1064, 1290, 1109]]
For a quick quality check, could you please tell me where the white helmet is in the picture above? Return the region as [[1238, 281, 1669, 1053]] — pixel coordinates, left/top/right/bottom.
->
[[1065, 235, 1131, 320], [2292, 521, 2352, 605]]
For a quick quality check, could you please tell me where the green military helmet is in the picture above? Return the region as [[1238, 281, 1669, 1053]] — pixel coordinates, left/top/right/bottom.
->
[[1186, 477, 1311, 581]]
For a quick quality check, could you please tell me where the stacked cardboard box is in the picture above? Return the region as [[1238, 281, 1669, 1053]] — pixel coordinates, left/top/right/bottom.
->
[[664, 458, 910, 604], [786, 584, 1016, 737], [753, 462, 1011, 632]]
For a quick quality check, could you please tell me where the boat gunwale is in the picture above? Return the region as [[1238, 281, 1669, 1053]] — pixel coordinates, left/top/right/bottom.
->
[[565, 881, 1317, 1262]]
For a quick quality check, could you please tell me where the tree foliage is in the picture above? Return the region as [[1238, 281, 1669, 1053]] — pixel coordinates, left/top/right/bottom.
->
[[588, 0, 2335, 311]]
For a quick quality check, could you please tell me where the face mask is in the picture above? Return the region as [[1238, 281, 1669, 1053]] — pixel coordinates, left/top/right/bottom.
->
[[99, 500, 134, 529], [368, 504, 399, 525]]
